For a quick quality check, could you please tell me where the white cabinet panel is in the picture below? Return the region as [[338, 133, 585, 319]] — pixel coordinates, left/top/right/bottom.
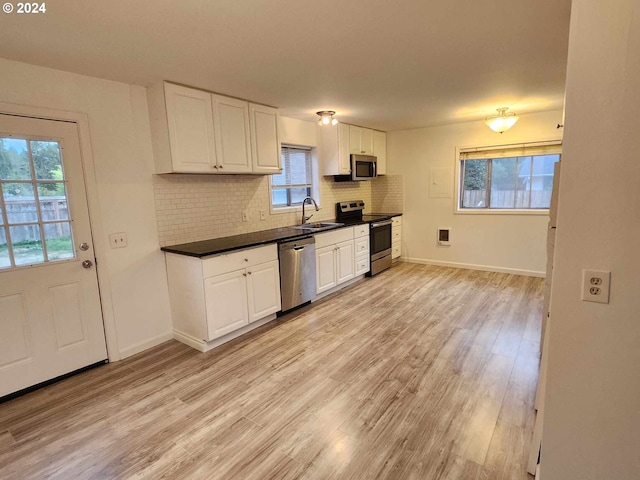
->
[[246, 260, 281, 323], [321, 123, 350, 175], [349, 125, 374, 155], [164, 83, 217, 173], [355, 237, 369, 256], [316, 245, 337, 294], [250, 103, 282, 174], [355, 255, 370, 276], [354, 224, 369, 239], [373, 130, 387, 175], [204, 269, 249, 340], [212, 94, 252, 173], [336, 240, 355, 284]]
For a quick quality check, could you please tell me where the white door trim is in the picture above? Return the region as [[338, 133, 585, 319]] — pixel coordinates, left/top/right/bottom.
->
[[0, 101, 120, 361]]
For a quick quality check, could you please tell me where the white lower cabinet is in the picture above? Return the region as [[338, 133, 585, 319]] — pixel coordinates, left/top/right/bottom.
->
[[392, 216, 402, 260], [246, 260, 281, 322], [166, 244, 281, 351], [315, 226, 369, 295], [204, 269, 249, 339], [336, 240, 355, 285]]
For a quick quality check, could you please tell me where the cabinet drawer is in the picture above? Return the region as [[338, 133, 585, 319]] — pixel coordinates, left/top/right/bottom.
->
[[202, 244, 277, 278], [315, 227, 354, 249], [355, 254, 370, 276], [392, 244, 401, 259], [354, 224, 369, 238], [392, 229, 401, 242], [392, 216, 402, 227], [355, 237, 369, 256]]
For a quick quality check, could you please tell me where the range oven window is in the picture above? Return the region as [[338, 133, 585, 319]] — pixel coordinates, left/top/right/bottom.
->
[[370, 221, 392, 257]]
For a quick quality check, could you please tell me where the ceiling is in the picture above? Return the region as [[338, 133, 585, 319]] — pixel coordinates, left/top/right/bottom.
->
[[0, 0, 572, 131]]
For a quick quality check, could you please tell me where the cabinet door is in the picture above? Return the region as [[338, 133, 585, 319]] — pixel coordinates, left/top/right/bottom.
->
[[360, 128, 374, 155], [246, 260, 281, 323], [338, 123, 351, 174], [212, 95, 252, 173], [204, 270, 248, 340], [336, 240, 355, 285], [316, 245, 337, 294], [249, 103, 282, 174], [349, 125, 362, 154], [164, 83, 217, 173], [373, 130, 386, 175]]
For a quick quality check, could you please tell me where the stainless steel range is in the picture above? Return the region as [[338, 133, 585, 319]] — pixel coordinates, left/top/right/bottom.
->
[[336, 200, 393, 276]]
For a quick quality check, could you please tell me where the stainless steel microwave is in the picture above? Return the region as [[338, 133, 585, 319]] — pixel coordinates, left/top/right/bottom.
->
[[351, 154, 377, 181]]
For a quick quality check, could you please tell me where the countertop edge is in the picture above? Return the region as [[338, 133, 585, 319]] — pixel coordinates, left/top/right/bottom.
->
[[161, 213, 402, 258]]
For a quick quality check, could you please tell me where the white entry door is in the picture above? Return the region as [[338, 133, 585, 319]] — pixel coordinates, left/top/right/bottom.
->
[[0, 113, 107, 398]]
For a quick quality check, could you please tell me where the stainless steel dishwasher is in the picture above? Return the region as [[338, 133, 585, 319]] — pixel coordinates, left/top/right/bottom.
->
[[278, 236, 316, 313]]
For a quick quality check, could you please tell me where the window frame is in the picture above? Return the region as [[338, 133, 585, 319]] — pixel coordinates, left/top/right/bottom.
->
[[269, 144, 319, 214], [454, 140, 562, 216]]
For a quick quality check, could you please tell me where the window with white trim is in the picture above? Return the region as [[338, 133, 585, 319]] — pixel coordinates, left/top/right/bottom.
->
[[271, 146, 313, 208], [458, 142, 561, 210]]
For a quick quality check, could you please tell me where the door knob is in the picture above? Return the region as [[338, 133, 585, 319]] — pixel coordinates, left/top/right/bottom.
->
[[82, 260, 94, 269], [79, 242, 89, 251]]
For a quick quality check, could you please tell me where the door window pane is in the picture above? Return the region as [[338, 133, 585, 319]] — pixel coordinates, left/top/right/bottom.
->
[[38, 183, 69, 221], [3, 183, 38, 223], [44, 222, 74, 260], [11, 225, 44, 266], [0, 228, 9, 268], [31, 140, 64, 180], [0, 138, 31, 180]]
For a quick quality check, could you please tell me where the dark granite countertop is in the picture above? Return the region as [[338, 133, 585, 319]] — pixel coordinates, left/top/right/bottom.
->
[[161, 213, 402, 258]]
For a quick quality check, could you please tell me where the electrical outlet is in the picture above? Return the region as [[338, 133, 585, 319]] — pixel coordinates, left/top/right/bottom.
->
[[109, 232, 128, 249], [260, 210, 266, 221], [581, 269, 610, 304], [241, 211, 248, 222]]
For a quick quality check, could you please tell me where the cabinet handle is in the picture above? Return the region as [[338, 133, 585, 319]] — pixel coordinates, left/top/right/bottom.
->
[[212, 165, 218, 169], [243, 273, 247, 277], [219, 165, 223, 169], [247, 271, 252, 275], [244, 258, 248, 262]]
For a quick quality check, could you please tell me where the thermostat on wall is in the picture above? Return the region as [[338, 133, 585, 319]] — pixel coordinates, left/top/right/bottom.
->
[[438, 228, 451, 246]]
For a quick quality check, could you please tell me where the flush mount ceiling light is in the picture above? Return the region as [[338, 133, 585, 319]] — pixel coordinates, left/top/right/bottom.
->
[[485, 107, 519, 133], [317, 110, 338, 126]]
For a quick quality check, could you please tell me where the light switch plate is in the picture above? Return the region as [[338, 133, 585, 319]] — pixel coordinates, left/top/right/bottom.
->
[[581, 269, 610, 304]]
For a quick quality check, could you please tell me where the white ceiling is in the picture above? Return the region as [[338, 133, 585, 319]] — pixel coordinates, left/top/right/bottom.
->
[[0, 0, 572, 131]]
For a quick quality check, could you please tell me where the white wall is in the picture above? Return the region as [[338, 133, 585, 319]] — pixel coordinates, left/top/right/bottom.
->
[[388, 110, 563, 276], [541, 1, 640, 478], [0, 58, 173, 359]]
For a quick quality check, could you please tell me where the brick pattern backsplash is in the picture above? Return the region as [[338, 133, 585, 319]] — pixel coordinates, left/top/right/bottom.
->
[[153, 174, 382, 246], [371, 175, 404, 213]]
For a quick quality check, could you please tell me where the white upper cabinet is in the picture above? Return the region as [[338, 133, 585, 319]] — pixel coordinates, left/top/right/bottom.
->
[[249, 103, 282, 174], [373, 130, 387, 175], [321, 123, 385, 177], [349, 125, 374, 155], [212, 94, 252, 173], [321, 123, 351, 176], [147, 82, 281, 175], [162, 83, 217, 173]]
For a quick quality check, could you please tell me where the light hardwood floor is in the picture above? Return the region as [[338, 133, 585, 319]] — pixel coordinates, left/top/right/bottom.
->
[[0, 262, 543, 479]]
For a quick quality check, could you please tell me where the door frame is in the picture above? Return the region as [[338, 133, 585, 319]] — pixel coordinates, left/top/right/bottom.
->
[[0, 101, 120, 361]]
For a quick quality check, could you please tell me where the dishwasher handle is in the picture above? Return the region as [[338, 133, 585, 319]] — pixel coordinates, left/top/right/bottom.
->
[[293, 245, 306, 251]]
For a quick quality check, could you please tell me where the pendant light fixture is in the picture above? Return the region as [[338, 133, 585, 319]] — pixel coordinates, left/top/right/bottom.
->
[[485, 107, 519, 133], [317, 110, 338, 126]]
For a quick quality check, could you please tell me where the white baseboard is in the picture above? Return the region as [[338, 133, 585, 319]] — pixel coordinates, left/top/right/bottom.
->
[[118, 331, 174, 359], [401, 256, 545, 278], [173, 313, 277, 353]]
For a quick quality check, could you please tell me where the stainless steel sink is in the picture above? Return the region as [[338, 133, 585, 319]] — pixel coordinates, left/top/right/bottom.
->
[[293, 222, 345, 232]]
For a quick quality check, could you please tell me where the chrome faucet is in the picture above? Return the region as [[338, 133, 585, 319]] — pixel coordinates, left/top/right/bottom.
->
[[301, 196, 319, 225]]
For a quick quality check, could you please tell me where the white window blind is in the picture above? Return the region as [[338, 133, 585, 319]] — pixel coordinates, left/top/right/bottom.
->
[[271, 146, 313, 207]]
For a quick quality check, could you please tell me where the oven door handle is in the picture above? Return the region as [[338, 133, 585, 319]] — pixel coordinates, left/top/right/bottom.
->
[[370, 220, 393, 228]]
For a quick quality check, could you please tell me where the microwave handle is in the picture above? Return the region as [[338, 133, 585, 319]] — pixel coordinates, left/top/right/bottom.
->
[[372, 161, 377, 177]]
